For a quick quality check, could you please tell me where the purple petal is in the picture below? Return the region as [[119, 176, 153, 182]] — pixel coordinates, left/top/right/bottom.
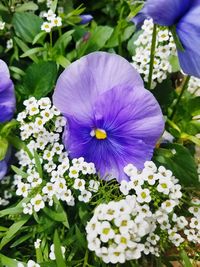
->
[[139, 0, 191, 26], [0, 60, 16, 123], [53, 52, 144, 120], [131, 12, 149, 28], [0, 160, 8, 180], [176, 3, 200, 77]]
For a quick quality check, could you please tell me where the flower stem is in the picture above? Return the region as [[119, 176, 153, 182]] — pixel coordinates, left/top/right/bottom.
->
[[170, 75, 190, 120], [147, 24, 157, 89], [83, 249, 88, 267]]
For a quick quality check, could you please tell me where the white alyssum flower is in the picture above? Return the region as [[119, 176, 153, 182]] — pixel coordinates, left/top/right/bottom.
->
[[6, 39, 13, 49], [27, 260, 40, 267], [34, 239, 41, 249], [0, 21, 5, 30], [73, 178, 86, 191], [49, 244, 65, 260], [31, 194, 45, 212]]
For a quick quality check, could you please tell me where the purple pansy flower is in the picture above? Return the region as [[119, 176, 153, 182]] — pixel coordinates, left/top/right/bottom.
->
[[132, 0, 200, 78], [79, 14, 93, 25], [53, 52, 164, 182], [0, 59, 15, 179]]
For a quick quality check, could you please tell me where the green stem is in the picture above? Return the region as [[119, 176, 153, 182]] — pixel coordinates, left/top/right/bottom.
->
[[83, 250, 88, 267], [49, 31, 53, 48], [147, 24, 157, 89], [118, 5, 125, 56], [170, 75, 190, 120]]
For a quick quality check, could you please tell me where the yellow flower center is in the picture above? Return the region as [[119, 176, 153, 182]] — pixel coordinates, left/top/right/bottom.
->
[[95, 129, 107, 140]]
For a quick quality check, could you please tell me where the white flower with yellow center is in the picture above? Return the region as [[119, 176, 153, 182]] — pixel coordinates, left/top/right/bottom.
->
[[31, 194, 45, 212], [136, 188, 151, 203]]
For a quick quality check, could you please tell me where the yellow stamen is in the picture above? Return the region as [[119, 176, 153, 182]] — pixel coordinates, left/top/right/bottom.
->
[[95, 129, 107, 140]]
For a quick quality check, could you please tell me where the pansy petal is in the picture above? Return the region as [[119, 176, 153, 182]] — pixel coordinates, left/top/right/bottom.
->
[[0, 160, 7, 180], [141, 0, 191, 26], [178, 49, 200, 78], [53, 52, 144, 119], [0, 77, 16, 123], [0, 59, 10, 78], [0, 60, 15, 123]]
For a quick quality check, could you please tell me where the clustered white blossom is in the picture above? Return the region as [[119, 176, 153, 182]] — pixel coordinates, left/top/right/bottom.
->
[[41, 9, 62, 33], [86, 161, 200, 264], [15, 97, 99, 215], [132, 19, 177, 89], [188, 76, 200, 96]]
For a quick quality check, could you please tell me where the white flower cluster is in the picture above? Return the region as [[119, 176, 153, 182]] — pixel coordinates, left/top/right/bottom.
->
[[15, 97, 98, 214], [86, 195, 156, 264], [187, 76, 200, 96], [41, 9, 62, 33], [132, 19, 177, 89], [86, 161, 200, 264]]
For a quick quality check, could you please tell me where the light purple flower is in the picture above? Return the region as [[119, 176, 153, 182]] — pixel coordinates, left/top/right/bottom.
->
[[0, 59, 15, 179], [0, 59, 16, 123], [53, 52, 164, 182], [79, 14, 93, 25]]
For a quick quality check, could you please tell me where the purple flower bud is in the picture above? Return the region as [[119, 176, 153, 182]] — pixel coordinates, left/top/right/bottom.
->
[[79, 14, 93, 25]]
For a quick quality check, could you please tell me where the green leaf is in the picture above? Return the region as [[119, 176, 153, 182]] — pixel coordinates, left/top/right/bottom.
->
[[43, 200, 69, 228], [0, 216, 30, 249], [188, 96, 200, 116], [169, 55, 180, 72], [154, 144, 199, 186], [56, 55, 71, 68], [50, 0, 58, 12], [7, 134, 33, 159], [0, 198, 30, 218], [12, 12, 43, 43], [0, 254, 20, 267], [33, 150, 43, 178], [32, 31, 46, 45], [14, 37, 38, 62], [0, 137, 8, 161], [75, 225, 87, 249], [11, 165, 28, 178], [52, 30, 74, 56], [180, 250, 193, 267], [0, 3, 8, 11], [10, 66, 25, 76], [15, 2, 38, 12], [10, 233, 32, 248], [77, 26, 113, 57], [106, 25, 135, 48], [21, 61, 57, 99], [54, 230, 66, 267], [20, 47, 45, 58]]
